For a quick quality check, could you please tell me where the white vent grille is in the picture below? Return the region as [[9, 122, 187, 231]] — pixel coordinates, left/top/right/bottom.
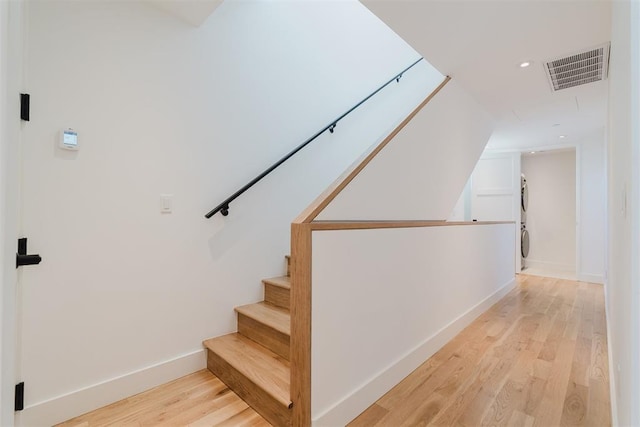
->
[[545, 43, 610, 91]]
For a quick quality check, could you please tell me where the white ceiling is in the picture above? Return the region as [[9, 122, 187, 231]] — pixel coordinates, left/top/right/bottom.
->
[[362, 0, 612, 151]]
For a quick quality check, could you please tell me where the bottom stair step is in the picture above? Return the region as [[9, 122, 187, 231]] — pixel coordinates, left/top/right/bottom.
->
[[204, 333, 292, 426]]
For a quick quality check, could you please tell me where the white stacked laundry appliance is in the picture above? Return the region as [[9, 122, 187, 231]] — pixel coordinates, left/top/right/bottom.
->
[[521, 174, 530, 270]]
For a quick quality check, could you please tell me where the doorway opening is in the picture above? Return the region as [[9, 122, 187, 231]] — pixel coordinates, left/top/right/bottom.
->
[[520, 148, 577, 280]]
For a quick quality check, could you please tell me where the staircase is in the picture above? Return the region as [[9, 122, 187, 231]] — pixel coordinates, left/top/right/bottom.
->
[[203, 256, 293, 426]]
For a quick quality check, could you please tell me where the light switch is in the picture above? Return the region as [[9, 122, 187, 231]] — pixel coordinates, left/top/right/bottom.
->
[[160, 194, 173, 213]]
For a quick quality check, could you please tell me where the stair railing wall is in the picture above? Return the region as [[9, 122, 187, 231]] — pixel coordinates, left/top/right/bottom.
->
[[302, 220, 515, 425], [289, 70, 504, 424], [289, 78, 451, 426]]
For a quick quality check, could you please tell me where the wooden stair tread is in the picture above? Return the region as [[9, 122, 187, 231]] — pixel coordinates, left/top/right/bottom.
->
[[235, 302, 290, 336], [262, 276, 291, 290], [203, 333, 292, 408]]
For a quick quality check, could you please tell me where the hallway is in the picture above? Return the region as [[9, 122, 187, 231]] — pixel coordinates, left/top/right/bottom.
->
[[349, 274, 610, 426]]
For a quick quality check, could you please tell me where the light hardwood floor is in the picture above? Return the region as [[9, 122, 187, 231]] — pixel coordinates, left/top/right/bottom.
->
[[349, 274, 611, 427], [56, 370, 270, 427], [57, 274, 610, 427]]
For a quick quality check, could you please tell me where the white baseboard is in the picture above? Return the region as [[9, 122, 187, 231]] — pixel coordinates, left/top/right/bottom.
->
[[312, 277, 517, 426], [577, 273, 604, 284], [17, 349, 206, 427], [603, 282, 618, 427], [525, 259, 575, 273]]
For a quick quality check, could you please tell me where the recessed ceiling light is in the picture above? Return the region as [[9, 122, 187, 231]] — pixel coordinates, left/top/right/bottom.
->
[[559, 135, 566, 139], [519, 61, 531, 68], [530, 151, 536, 154]]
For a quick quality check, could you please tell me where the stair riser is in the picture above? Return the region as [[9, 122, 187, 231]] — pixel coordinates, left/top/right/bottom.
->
[[206, 350, 291, 426], [238, 314, 290, 361], [264, 284, 290, 310]]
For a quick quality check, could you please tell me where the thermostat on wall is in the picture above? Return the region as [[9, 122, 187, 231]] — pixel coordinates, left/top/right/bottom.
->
[[59, 128, 79, 151]]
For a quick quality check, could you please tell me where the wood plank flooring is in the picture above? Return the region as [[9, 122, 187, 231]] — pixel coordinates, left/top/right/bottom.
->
[[56, 370, 270, 427], [349, 274, 611, 427], [57, 274, 610, 427]]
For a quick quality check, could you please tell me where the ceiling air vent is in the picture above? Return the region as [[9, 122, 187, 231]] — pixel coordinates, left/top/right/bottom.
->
[[545, 43, 610, 91]]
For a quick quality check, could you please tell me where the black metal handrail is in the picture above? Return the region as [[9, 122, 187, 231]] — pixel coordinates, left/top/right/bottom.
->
[[205, 57, 424, 218]]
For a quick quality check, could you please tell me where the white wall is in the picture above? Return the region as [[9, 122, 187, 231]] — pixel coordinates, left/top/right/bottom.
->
[[18, 1, 445, 424], [316, 80, 494, 221], [470, 153, 521, 221], [0, 0, 25, 424], [521, 150, 576, 273], [310, 224, 515, 425], [466, 134, 606, 283], [577, 131, 606, 284], [633, 4, 640, 424], [447, 187, 466, 221], [0, 5, 9, 420], [606, 1, 640, 425], [465, 151, 522, 272]]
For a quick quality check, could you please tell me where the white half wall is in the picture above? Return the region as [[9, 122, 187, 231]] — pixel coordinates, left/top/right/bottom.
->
[[310, 223, 515, 425], [316, 80, 494, 221], [521, 150, 576, 274], [18, 1, 444, 424]]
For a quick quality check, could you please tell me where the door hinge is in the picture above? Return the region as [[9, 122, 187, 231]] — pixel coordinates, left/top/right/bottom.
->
[[20, 93, 30, 121], [15, 382, 24, 411], [16, 237, 42, 268]]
